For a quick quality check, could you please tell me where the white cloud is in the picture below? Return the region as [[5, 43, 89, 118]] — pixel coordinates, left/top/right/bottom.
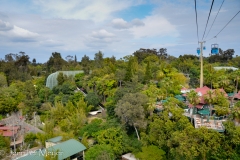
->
[[11, 26, 39, 41], [112, 18, 130, 29], [91, 29, 115, 39], [0, 20, 13, 31], [129, 15, 178, 39], [33, 0, 143, 22], [40, 39, 63, 47], [112, 18, 144, 29], [0, 21, 39, 42], [85, 29, 119, 48]]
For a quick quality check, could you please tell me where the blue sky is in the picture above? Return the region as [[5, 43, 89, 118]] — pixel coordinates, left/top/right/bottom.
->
[[0, 0, 239, 63]]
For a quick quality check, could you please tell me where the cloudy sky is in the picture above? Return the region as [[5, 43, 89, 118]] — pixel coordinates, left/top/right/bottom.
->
[[0, 0, 239, 63]]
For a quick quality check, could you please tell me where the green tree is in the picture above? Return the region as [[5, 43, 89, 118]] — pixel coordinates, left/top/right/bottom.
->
[[204, 64, 215, 89], [81, 55, 91, 75], [0, 135, 10, 159], [169, 127, 222, 160], [94, 51, 104, 68], [136, 145, 166, 160], [204, 90, 215, 116], [75, 73, 85, 88], [186, 90, 200, 123], [95, 127, 125, 155], [0, 72, 7, 87], [213, 89, 230, 116], [85, 144, 115, 160], [115, 93, 148, 140], [144, 61, 152, 83], [57, 72, 65, 85], [85, 92, 100, 109], [46, 52, 66, 72], [232, 101, 240, 125]]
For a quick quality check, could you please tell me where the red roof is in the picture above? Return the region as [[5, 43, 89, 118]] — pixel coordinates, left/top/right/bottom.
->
[[187, 86, 229, 107], [1, 131, 16, 137], [234, 91, 240, 99], [195, 86, 210, 104], [195, 86, 210, 95], [0, 126, 20, 131], [188, 104, 204, 109]]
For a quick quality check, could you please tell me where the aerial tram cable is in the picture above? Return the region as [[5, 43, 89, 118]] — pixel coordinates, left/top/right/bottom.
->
[[202, 0, 215, 41], [194, 0, 199, 43], [215, 10, 240, 37], [205, 0, 225, 40], [205, 10, 240, 42]]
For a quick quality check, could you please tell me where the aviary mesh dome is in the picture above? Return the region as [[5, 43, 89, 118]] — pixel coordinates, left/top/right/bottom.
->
[[46, 71, 84, 89]]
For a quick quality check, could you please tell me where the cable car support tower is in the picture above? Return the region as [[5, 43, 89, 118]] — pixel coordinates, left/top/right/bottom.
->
[[199, 41, 205, 88]]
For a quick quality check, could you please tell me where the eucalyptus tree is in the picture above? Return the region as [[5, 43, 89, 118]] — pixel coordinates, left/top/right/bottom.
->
[[115, 93, 148, 140]]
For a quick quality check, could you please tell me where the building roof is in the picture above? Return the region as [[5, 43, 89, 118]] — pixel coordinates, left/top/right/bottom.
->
[[46, 71, 84, 89], [198, 108, 210, 115], [195, 86, 210, 104], [17, 139, 86, 160], [213, 66, 238, 71], [234, 91, 240, 99], [122, 153, 137, 160], [0, 126, 20, 130], [1, 131, 16, 137], [46, 136, 62, 143], [49, 139, 86, 160]]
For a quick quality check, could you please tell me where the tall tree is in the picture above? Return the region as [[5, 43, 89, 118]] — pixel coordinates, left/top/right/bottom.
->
[[81, 55, 91, 74], [115, 93, 148, 140], [187, 90, 200, 123], [94, 51, 104, 68], [204, 90, 215, 116]]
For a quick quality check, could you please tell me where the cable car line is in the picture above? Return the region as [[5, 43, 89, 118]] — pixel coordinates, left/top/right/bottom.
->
[[205, 0, 225, 40], [194, 0, 199, 43], [202, 0, 215, 41], [205, 10, 240, 42], [215, 10, 240, 37]]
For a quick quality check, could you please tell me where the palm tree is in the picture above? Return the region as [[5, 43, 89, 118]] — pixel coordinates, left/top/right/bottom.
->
[[204, 64, 215, 89], [232, 101, 240, 125], [187, 90, 200, 123], [204, 90, 215, 116], [218, 75, 230, 90]]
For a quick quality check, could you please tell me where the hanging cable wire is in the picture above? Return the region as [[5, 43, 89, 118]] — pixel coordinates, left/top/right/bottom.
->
[[215, 10, 240, 37], [205, 10, 240, 42], [205, 0, 225, 40], [194, 0, 199, 43], [202, 0, 215, 41]]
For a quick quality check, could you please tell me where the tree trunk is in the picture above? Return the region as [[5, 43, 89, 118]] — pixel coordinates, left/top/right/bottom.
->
[[210, 104, 212, 116], [133, 125, 140, 140], [231, 79, 239, 104], [191, 106, 195, 124]]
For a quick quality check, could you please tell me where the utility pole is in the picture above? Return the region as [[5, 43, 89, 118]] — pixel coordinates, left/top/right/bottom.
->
[[199, 41, 205, 88]]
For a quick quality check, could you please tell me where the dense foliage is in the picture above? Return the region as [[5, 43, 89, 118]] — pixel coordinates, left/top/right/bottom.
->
[[0, 49, 240, 159]]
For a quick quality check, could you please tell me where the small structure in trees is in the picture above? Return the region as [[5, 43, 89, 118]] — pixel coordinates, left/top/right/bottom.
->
[[46, 71, 84, 89]]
